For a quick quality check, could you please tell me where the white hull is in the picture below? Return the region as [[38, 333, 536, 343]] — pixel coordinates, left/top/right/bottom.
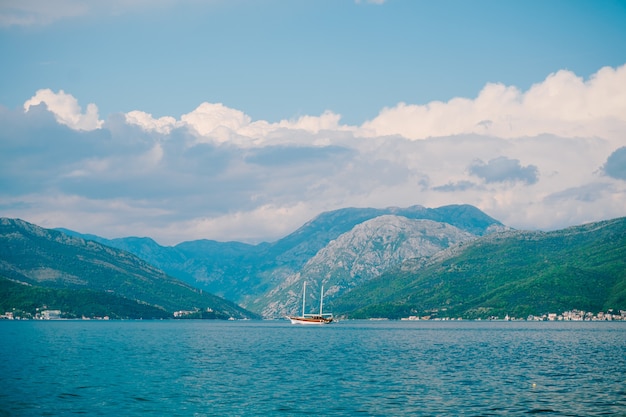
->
[[288, 316, 333, 325]]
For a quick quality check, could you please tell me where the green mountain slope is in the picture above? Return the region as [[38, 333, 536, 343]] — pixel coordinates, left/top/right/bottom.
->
[[58, 204, 505, 312], [0, 276, 172, 319], [0, 218, 258, 319], [330, 217, 626, 319]]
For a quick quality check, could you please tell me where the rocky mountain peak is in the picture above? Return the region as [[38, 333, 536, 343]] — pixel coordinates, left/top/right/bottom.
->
[[257, 215, 477, 318]]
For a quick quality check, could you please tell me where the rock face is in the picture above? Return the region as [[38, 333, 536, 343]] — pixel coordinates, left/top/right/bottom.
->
[[53, 204, 507, 317], [255, 215, 476, 318]]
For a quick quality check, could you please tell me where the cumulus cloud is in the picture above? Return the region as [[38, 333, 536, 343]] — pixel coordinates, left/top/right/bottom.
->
[[125, 103, 347, 147], [359, 64, 626, 143], [469, 156, 539, 185], [24, 89, 103, 130], [122, 64, 626, 148], [602, 147, 626, 181], [180, 102, 251, 142], [272, 111, 344, 134], [4, 64, 626, 244], [125, 111, 177, 135]]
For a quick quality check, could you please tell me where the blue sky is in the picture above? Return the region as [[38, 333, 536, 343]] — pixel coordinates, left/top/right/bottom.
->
[[3, 0, 625, 123], [1, 0, 626, 244]]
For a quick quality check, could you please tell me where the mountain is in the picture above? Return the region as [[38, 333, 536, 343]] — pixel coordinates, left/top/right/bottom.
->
[[250, 216, 477, 317], [0, 218, 258, 319], [56, 231, 261, 300], [58, 204, 505, 315], [4, 209, 623, 320], [329, 217, 626, 319]]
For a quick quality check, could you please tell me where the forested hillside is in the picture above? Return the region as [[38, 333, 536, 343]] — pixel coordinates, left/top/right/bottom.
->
[[331, 217, 626, 319]]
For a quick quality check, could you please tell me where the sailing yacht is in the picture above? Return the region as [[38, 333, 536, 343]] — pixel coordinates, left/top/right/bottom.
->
[[287, 282, 333, 324]]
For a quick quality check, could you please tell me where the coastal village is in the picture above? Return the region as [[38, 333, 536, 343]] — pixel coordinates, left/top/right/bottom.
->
[[2, 308, 626, 321], [400, 309, 626, 321], [524, 309, 626, 321], [1, 309, 111, 320]]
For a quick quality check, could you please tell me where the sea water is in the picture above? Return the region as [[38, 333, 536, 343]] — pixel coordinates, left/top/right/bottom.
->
[[1, 320, 625, 416]]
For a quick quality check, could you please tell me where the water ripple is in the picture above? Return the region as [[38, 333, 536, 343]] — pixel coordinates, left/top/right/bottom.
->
[[1, 320, 625, 416]]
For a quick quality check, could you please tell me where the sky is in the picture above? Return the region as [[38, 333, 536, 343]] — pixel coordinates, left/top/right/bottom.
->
[[1, 0, 626, 245]]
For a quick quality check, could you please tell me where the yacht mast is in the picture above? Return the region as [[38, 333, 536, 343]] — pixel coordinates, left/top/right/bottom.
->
[[302, 281, 307, 317]]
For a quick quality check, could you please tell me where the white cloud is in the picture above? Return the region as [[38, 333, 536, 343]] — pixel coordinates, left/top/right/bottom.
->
[[125, 111, 177, 135], [160, 202, 315, 244], [123, 63, 624, 149], [359, 64, 626, 144], [272, 111, 345, 134], [180, 102, 252, 143], [4, 64, 626, 244], [125, 103, 348, 147], [24, 89, 103, 131]]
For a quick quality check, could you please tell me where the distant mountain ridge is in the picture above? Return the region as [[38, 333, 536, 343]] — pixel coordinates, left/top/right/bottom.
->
[[0, 218, 257, 319], [56, 204, 506, 316], [2, 205, 625, 320]]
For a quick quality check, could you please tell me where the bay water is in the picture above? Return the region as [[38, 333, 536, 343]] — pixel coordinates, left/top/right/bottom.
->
[[1, 320, 625, 416]]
